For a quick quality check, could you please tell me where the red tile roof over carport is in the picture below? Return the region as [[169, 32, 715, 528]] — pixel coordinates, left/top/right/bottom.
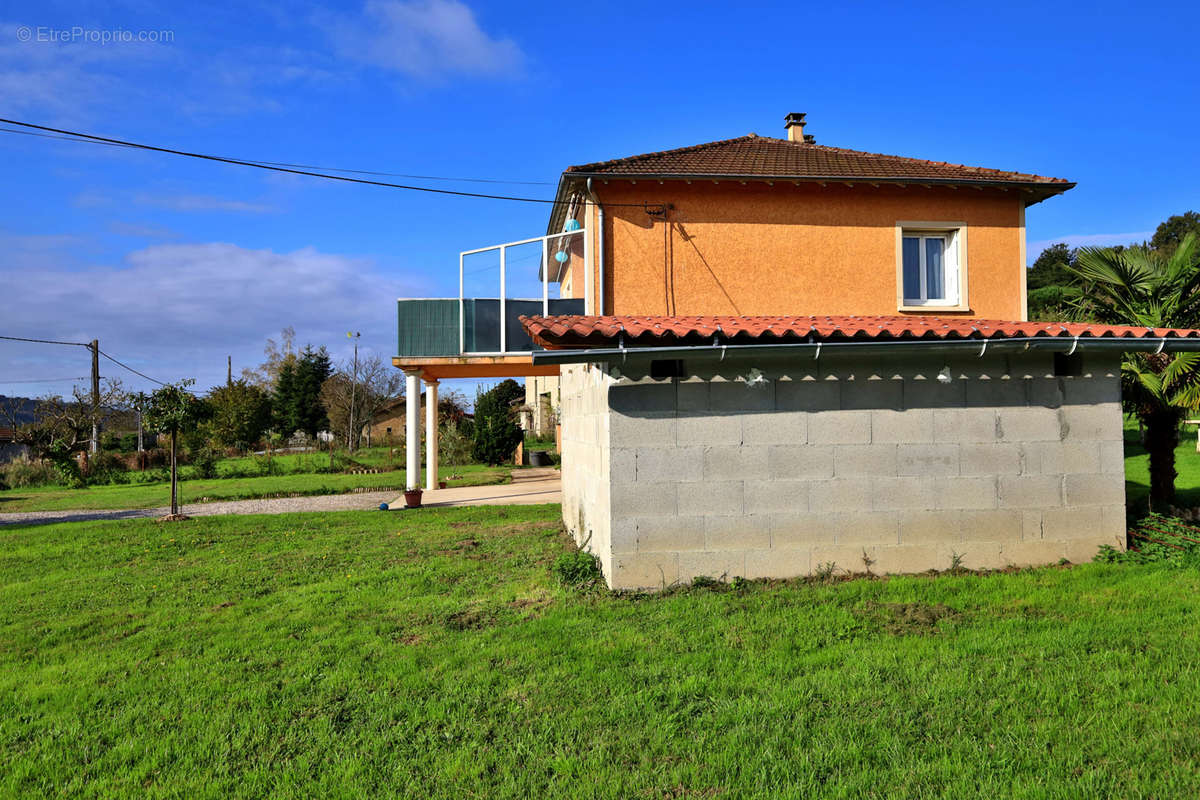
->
[[520, 315, 1200, 350]]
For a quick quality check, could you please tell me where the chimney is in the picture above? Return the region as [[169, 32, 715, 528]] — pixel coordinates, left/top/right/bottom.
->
[[784, 112, 807, 142]]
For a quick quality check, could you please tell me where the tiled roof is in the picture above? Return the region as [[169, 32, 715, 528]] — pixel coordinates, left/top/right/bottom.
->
[[521, 315, 1200, 349], [564, 135, 1072, 189]]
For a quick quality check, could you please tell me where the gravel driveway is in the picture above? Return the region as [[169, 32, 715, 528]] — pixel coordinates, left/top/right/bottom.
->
[[0, 490, 399, 527]]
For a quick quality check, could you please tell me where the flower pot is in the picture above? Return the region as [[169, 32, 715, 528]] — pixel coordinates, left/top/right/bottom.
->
[[404, 489, 423, 508], [438, 481, 447, 489], [529, 450, 551, 467]]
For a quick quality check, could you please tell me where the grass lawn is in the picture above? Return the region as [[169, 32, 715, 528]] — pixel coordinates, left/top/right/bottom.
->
[[1124, 416, 1200, 511], [0, 465, 508, 513], [3, 508, 1200, 797]]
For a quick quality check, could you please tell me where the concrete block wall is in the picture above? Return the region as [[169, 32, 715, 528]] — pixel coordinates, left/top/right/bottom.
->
[[588, 352, 1128, 590], [559, 364, 614, 574]]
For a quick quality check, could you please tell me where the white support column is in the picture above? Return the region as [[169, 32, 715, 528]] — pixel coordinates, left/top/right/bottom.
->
[[405, 370, 421, 490], [425, 378, 439, 491]]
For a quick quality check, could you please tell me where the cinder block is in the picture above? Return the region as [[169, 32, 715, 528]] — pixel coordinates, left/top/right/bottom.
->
[[1099, 440, 1126, 475], [610, 553, 679, 590], [1101, 504, 1129, 542], [872, 409, 935, 444], [1026, 377, 1065, 409], [1061, 402, 1122, 441], [808, 410, 872, 444], [1062, 441, 1102, 474], [1021, 510, 1043, 541], [1002, 539, 1067, 567], [834, 444, 898, 477], [934, 408, 998, 444], [832, 512, 900, 545], [1063, 473, 1125, 507], [676, 380, 710, 412], [703, 446, 770, 481], [609, 381, 676, 414], [610, 448, 637, 483], [898, 510, 963, 544], [704, 515, 770, 550], [611, 482, 678, 520], [958, 509, 1023, 542], [966, 377, 1028, 407], [769, 512, 843, 547], [999, 475, 1062, 508], [608, 519, 639, 554], [997, 407, 1064, 443], [634, 516, 705, 552], [744, 479, 811, 513], [1020, 441, 1063, 475], [677, 550, 747, 581], [744, 547, 810, 579], [897, 444, 959, 477], [870, 544, 955, 574], [809, 544, 882, 576], [1041, 506, 1105, 540], [677, 412, 741, 446], [953, 541, 1006, 570], [742, 411, 806, 445], [869, 477, 938, 511], [904, 378, 966, 409], [710, 379, 775, 412], [842, 378, 904, 411], [1062, 375, 1121, 406], [959, 443, 1021, 475], [637, 447, 702, 483], [610, 411, 677, 448], [1061, 538, 1106, 565], [943, 476, 999, 510], [809, 478, 877, 513], [775, 379, 840, 412], [769, 445, 835, 479], [677, 481, 745, 516]]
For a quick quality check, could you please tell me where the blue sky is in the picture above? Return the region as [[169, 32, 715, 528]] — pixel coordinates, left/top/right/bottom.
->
[[1, 0, 1198, 400]]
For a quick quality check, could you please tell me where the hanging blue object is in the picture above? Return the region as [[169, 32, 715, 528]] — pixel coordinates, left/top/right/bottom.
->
[[563, 219, 581, 232], [554, 250, 570, 263]]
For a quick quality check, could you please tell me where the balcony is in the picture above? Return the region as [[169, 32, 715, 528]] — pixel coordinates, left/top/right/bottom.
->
[[394, 227, 587, 379]]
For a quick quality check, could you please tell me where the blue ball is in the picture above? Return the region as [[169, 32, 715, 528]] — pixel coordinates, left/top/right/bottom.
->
[[378, 502, 389, 511]]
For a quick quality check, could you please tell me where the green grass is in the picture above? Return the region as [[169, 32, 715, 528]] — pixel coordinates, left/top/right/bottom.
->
[[3, 507, 1200, 797], [0, 465, 508, 513], [1123, 416, 1200, 511]]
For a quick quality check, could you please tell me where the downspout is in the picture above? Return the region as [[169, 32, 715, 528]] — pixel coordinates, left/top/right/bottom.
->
[[586, 177, 605, 315]]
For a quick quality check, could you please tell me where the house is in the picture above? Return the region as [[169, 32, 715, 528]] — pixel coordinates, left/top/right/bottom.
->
[[394, 113, 1200, 589]]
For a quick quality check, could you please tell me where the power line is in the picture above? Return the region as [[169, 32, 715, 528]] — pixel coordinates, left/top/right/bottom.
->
[[0, 125, 556, 186], [0, 118, 597, 206], [0, 334, 89, 347], [0, 377, 89, 385], [98, 350, 167, 387]]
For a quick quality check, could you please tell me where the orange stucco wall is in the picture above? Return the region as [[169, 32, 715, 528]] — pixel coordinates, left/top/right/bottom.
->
[[584, 181, 1026, 320]]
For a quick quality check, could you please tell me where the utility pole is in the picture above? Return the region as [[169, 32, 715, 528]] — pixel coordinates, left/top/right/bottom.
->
[[89, 339, 100, 454], [347, 332, 360, 452], [227, 355, 232, 386]]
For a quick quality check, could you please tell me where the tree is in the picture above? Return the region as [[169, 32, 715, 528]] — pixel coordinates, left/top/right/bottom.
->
[[472, 380, 524, 465], [1067, 233, 1200, 505], [275, 345, 332, 438], [318, 355, 401, 451], [1, 379, 127, 487], [204, 380, 272, 451], [241, 327, 296, 388], [1151, 211, 1200, 256], [1027, 243, 1085, 321], [142, 381, 206, 517]]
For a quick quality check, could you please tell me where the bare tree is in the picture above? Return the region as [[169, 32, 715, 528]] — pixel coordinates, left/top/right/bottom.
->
[[319, 355, 402, 451], [1, 379, 128, 486], [240, 326, 297, 389]]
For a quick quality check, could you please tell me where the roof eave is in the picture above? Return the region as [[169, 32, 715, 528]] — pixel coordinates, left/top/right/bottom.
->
[[564, 170, 1073, 196]]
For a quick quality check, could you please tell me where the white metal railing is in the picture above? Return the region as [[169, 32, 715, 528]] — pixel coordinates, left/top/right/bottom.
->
[[458, 227, 587, 355]]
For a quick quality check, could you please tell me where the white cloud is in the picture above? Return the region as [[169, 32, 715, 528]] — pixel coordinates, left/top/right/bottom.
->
[[329, 0, 525, 79], [2, 242, 426, 393], [133, 193, 278, 214], [1027, 231, 1154, 263]]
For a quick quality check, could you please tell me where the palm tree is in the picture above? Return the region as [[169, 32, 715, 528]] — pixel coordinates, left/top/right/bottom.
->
[[1068, 234, 1200, 506]]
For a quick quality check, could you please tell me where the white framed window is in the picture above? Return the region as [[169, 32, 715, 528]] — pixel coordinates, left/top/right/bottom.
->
[[896, 222, 967, 310]]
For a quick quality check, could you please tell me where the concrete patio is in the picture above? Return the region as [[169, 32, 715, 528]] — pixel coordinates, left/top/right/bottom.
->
[[392, 467, 561, 509]]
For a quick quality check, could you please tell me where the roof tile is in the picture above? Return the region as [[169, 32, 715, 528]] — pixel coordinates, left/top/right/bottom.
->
[[521, 315, 1199, 349]]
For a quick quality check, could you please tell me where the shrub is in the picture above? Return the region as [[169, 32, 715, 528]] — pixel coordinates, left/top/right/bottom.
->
[[472, 380, 524, 466], [1098, 513, 1200, 565], [553, 549, 602, 587], [191, 447, 220, 480], [439, 420, 474, 467], [0, 457, 59, 488], [253, 453, 283, 477]]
